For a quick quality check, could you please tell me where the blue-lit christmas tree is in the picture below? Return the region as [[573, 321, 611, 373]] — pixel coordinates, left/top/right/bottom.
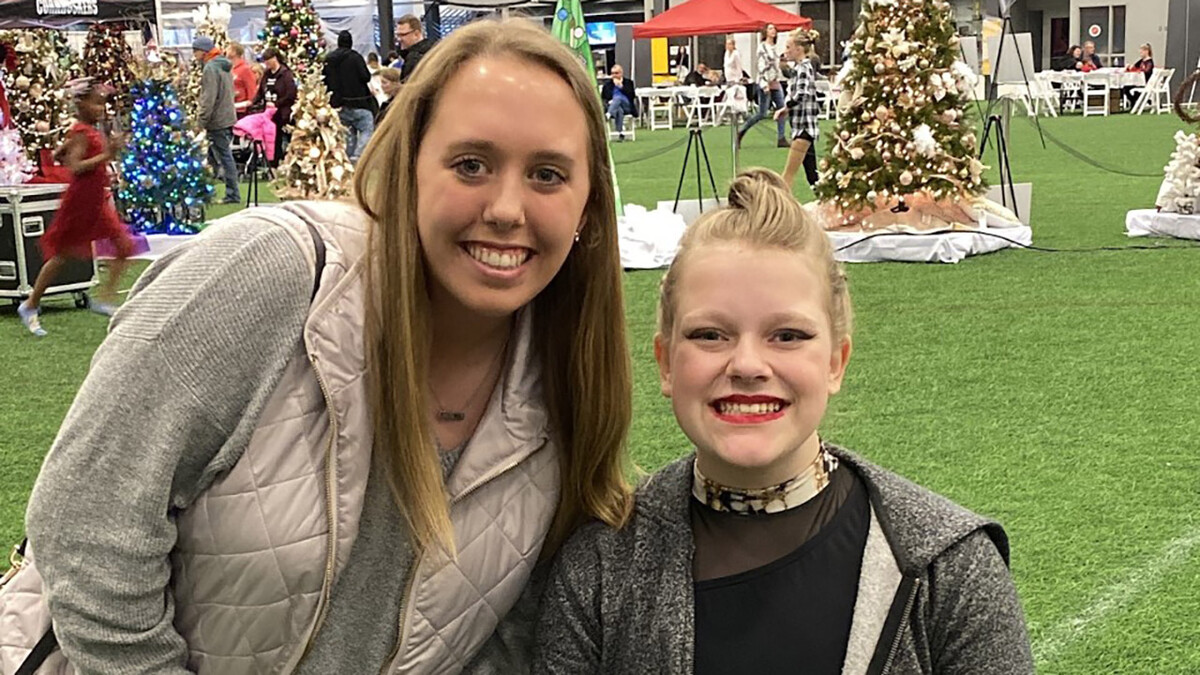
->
[[116, 78, 214, 233]]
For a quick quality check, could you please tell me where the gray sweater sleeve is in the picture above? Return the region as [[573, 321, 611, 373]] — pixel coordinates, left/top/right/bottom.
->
[[926, 530, 1035, 674], [532, 526, 606, 675], [25, 219, 313, 675]]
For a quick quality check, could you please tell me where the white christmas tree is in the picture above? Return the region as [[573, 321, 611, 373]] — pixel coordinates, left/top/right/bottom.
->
[[0, 126, 35, 185], [1156, 130, 1200, 214]]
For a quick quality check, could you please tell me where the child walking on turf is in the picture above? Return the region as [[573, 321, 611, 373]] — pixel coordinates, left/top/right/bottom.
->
[[534, 168, 1034, 674], [18, 81, 134, 336]]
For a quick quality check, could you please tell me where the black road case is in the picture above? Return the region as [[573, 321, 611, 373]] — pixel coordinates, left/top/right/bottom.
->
[[0, 185, 97, 308]]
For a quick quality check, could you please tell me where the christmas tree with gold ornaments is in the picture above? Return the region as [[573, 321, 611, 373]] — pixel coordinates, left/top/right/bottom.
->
[[259, 0, 325, 77], [0, 29, 84, 162], [814, 0, 987, 230], [273, 71, 354, 199], [82, 23, 136, 119], [182, 1, 232, 132]]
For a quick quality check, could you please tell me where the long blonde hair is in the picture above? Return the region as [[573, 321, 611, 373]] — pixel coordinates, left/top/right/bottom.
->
[[658, 168, 853, 344], [354, 17, 633, 555]]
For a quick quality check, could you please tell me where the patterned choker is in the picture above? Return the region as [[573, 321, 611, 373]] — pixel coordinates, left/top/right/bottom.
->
[[692, 447, 839, 516]]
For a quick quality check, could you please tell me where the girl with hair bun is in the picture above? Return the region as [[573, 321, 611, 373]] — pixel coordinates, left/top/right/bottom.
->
[[534, 168, 1034, 674]]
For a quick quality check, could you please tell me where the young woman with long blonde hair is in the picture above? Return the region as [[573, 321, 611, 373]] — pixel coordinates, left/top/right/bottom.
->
[[2, 17, 632, 674]]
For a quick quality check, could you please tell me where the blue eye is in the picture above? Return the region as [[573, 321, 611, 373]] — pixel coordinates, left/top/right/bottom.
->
[[533, 166, 567, 185], [453, 157, 486, 178]]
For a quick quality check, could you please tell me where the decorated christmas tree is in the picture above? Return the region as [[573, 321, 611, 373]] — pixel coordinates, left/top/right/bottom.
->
[[182, 1, 232, 132], [814, 0, 985, 229], [82, 23, 136, 119], [116, 74, 214, 233], [274, 71, 353, 199], [0, 29, 84, 161], [259, 0, 325, 77], [0, 126, 35, 185]]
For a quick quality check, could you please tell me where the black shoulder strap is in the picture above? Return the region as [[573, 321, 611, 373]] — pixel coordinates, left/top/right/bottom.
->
[[305, 221, 327, 303], [15, 628, 58, 675]]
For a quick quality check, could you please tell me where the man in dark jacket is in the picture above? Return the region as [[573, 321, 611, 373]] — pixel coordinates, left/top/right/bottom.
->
[[600, 64, 638, 140], [397, 15, 434, 83], [250, 48, 297, 167], [323, 30, 376, 161], [194, 35, 240, 204]]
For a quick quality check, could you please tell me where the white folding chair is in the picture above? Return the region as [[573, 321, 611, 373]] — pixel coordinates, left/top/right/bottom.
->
[[815, 79, 835, 119], [1082, 73, 1110, 117], [689, 86, 721, 127], [1029, 72, 1059, 117], [1058, 75, 1083, 113], [1130, 69, 1165, 115], [648, 92, 674, 130], [606, 112, 637, 141], [1151, 68, 1176, 114]]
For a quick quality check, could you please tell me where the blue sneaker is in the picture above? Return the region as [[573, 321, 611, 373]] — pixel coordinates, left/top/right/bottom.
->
[[18, 302, 46, 337]]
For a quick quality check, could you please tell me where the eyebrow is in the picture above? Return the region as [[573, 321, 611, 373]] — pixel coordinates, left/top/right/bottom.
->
[[680, 310, 821, 327], [446, 139, 577, 169]]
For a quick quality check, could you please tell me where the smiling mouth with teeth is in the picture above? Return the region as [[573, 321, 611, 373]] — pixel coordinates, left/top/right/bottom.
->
[[714, 401, 786, 416], [464, 243, 532, 270]]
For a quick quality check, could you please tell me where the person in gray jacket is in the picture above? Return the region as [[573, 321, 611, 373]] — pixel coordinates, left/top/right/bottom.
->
[[534, 169, 1034, 675], [193, 35, 240, 204]]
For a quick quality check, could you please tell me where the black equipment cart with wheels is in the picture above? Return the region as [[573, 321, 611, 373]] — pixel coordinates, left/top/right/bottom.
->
[[0, 185, 98, 310]]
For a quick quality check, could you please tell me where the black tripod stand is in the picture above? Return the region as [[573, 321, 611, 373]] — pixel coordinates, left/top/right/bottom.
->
[[977, 12, 1044, 221], [672, 125, 721, 214]]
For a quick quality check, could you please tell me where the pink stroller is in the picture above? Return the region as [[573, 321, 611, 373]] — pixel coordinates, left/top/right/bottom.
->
[[233, 111, 276, 205]]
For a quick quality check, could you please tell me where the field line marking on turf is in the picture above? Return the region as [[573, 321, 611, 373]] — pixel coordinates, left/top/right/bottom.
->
[[1034, 526, 1200, 668]]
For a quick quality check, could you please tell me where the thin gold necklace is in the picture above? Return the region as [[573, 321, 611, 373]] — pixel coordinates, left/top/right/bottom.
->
[[430, 338, 509, 423]]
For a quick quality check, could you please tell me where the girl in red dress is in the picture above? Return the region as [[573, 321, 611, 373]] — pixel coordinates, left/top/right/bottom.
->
[[18, 82, 134, 337]]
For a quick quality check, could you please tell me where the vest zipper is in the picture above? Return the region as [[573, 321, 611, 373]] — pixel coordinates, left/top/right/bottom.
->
[[379, 451, 532, 673], [879, 577, 921, 675], [380, 554, 423, 675], [296, 352, 340, 664]]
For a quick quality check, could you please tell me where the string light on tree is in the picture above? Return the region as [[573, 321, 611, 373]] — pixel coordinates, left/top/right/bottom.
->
[[116, 69, 214, 234], [273, 71, 354, 200], [815, 0, 986, 229]]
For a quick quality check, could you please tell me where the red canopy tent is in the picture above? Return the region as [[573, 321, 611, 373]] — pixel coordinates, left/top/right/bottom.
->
[[632, 0, 811, 38]]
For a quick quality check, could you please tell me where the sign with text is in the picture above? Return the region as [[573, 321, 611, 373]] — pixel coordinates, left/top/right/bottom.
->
[[0, 0, 154, 28]]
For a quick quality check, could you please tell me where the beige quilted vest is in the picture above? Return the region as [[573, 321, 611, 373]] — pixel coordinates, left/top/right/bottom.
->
[[0, 201, 561, 675]]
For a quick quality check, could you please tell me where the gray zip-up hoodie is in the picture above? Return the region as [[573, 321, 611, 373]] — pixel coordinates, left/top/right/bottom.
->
[[533, 445, 1034, 675], [199, 54, 237, 131]]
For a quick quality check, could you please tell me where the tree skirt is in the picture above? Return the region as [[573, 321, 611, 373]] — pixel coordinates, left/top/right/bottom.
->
[[810, 198, 1030, 263], [94, 233, 194, 260], [1125, 209, 1200, 241]]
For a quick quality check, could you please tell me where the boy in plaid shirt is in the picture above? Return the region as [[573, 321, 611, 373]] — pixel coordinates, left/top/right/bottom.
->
[[774, 29, 822, 187]]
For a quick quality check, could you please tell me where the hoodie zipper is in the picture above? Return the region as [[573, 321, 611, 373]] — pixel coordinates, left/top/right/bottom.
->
[[378, 451, 532, 674], [296, 352, 340, 664], [878, 576, 921, 675]]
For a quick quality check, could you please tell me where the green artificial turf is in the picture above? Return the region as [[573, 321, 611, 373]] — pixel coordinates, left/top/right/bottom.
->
[[3, 113, 1199, 671]]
